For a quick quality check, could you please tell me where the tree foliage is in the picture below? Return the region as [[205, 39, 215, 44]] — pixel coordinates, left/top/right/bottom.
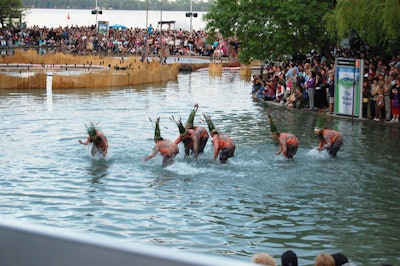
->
[[324, 0, 400, 55], [0, 0, 24, 27], [204, 0, 335, 64]]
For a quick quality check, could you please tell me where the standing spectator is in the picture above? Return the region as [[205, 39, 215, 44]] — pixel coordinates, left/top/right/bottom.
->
[[362, 79, 371, 118], [314, 71, 327, 111], [384, 75, 394, 121], [374, 87, 385, 121], [370, 78, 380, 119], [327, 72, 335, 114], [390, 78, 400, 122], [306, 70, 317, 110]]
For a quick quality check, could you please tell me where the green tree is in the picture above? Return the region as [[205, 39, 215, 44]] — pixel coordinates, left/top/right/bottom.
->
[[204, 0, 335, 64], [324, 0, 400, 56], [0, 0, 24, 27]]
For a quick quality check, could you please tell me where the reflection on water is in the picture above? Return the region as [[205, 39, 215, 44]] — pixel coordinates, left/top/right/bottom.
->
[[0, 71, 399, 266]]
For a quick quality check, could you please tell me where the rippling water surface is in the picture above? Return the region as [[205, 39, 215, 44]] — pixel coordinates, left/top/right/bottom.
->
[[1, 70, 399, 265]]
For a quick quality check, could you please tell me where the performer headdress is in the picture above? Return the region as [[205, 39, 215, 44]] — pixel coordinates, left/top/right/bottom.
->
[[267, 114, 279, 134], [85, 122, 98, 138], [172, 116, 187, 137], [153, 117, 163, 140], [315, 115, 325, 132], [186, 103, 199, 128], [203, 113, 217, 133]]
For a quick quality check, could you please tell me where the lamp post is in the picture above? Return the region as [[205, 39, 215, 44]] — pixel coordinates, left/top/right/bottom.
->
[[91, 0, 102, 30], [185, 0, 197, 36], [146, 0, 148, 31], [190, 0, 192, 35], [160, 0, 163, 30]]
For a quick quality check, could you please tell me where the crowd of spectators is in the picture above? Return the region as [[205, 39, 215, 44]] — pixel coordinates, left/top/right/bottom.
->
[[1, 24, 400, 121], [251, 49, 400, 122], [0, 24, 239, 59]]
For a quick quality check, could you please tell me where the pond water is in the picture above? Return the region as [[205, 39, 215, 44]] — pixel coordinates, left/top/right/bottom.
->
[[0, 70, 399, 266]]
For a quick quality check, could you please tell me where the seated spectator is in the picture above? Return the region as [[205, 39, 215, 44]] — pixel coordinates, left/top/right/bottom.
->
[[252, 253, 276, 266], [331, 252, 349, 266], [314, 253, 335, 266], [276, 80, 286, 103], [263, 83, 276, 101], [286, 87, 304, 108]]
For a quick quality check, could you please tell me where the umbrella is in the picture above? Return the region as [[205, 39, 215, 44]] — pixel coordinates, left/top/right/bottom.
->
[[109, 24, 127, 29]]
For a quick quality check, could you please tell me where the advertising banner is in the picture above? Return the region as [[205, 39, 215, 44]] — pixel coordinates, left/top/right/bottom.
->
[[334, 58, 364, 117], [98, 21, 109, 34]]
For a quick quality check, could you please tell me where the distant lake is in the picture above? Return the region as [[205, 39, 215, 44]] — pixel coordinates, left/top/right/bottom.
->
[[23, 8, 207, 30]]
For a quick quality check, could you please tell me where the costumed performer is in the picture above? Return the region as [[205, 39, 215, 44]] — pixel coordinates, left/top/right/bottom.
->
[[203, 113, 235, 164], [268, 114, 299, 159], [174, 103, 209, 159], [79, 122, 108, 157], [144, 117, 179, 167], [314, 116, 343, 157]]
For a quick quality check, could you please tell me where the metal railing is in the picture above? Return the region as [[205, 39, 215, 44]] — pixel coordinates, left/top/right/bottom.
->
[[0, 218, 253, 266]]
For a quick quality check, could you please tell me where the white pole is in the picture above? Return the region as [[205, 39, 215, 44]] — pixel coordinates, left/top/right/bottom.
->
[[190, 0, 193, 36], [160, 0, 163, 30], [46, 72, 53, 93], [46, 72, 53, 109], [146, 0, 148, 30], [95, 0, 98, 29]]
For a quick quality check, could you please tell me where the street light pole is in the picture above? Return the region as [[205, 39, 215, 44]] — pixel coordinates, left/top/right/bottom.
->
[[95, 0, 98, 28], [160, 0, 163, 30], [190, 0, 193, 36], [146, 0, 148, 31]]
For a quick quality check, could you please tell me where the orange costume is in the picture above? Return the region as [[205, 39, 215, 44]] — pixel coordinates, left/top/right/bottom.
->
[[316, 129, 343, 157], [174, 104, 209, 159], [275, 132, 299, 158], [203, 113, 235, 163], [211, 132, 236, 163], [268, 114, 298, 159], [145, 117, 179, 167], [314, 116, 343, 157]]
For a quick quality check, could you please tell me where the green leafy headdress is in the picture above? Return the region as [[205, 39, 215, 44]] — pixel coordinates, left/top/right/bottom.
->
[[186, 103, 199, 128], [172, 116, 187, 137], [203, 113, 217, 134], [85, 122, 98, 137], [314, 115, 325, 132], [153, 117, 163, 140], [267, 114, 279, 134]]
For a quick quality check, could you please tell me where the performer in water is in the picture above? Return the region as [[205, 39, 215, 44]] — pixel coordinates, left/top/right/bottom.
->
[[174, 103, 209, 159], [79, 122, 108, 157], [268, 114, 299, 159], [314, 116, 343, 157], [144, 117, 179, 167], [203, 113, 235, 164]]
